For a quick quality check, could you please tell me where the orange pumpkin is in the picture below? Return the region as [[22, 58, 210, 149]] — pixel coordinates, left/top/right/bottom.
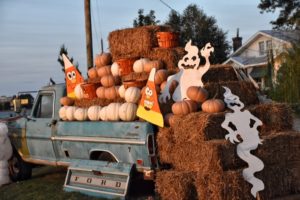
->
[[201, 99, 225, 113], [144, 60, 163, 73], [164, 113, 176, 127], [97, 65, 111, 77], [101, 75, 115, 87], [172, 100, 197, 115], [96, 87, 106, 98], [187, 86, 208, 103], [104, 86, 119, 100], [60, 96, 74, 106], [95, 53, 112, 68], [154, 69, 168, 85], [88, 67, 98, 79]]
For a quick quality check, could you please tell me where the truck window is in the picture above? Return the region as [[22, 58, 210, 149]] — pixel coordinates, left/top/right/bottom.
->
[[33, 93, 54, 118]]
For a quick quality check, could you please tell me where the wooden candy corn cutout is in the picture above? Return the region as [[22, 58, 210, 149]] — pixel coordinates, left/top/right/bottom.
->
[[63, 54, 84, 98], [137, 68, 164, 127]]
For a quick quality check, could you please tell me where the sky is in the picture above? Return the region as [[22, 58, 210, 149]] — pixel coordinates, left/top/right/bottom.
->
[[0, 0, 277, 96]]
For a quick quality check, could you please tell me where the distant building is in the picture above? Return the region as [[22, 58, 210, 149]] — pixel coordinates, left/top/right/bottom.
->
[[224, 30, 300, 89]]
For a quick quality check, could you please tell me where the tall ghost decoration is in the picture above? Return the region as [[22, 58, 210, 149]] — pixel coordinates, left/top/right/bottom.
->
[[221, 86, 264, 198], [159, 40, 214, 103], [0, 123, 13, 186], [63, 54, 84, 98]]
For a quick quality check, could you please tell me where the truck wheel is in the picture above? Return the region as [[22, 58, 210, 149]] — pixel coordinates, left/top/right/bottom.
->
[[97, 152, 117, 163], [8, 150, 32, 181]]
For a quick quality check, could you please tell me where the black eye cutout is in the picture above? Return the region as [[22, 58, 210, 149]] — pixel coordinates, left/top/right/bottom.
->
[[192, 56, 197, 61], [67, 72, 72, 80], [72, 71, 76, 78], [184, 57, 189, 62]]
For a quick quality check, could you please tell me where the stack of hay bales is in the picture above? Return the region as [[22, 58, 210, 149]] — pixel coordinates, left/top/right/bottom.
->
[[156, 97, 300, 198]]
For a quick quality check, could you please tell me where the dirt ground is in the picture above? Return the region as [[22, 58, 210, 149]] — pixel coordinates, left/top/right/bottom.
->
[[293, 117, 300, 131]]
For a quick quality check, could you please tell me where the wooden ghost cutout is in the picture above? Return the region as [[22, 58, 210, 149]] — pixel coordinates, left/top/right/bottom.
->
[[159, 40, 214, 103], [221, 86, 264, 198]]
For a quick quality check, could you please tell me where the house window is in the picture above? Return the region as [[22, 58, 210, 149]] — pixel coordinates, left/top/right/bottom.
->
[[259, 41, 265, 56], [266, 40, 272, 50]]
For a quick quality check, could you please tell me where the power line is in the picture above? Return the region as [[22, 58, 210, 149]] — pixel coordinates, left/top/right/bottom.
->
[[158, 0, 180, 14]]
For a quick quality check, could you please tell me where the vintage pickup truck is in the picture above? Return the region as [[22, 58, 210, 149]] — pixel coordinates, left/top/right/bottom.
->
[[7, 83, 158, 198]]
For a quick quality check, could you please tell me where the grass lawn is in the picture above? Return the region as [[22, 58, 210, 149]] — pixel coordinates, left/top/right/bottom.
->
[[0, 166, 103, 200]]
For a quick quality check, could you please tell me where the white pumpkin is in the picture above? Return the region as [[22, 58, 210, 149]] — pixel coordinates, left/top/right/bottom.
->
[[66, 106, 77, 121], [118, 85, 126, 98], [119, 103, 137, 121], [87, 106, 102, 121], [133, 58, 150, 73], [74, 108, 88, 121], [125, 87, 141, 103], [99, 106, 108, 121], [111, 62, 120, 76], [74, 84, 84, 99], [107, 103, 121, 121], [59, 106, 68, 120]]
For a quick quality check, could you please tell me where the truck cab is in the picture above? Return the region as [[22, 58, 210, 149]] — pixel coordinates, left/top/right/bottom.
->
[[7, 83, 158, 185]]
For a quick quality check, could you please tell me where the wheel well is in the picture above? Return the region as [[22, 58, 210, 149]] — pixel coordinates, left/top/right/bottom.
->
[[90, 151, 118, 162]]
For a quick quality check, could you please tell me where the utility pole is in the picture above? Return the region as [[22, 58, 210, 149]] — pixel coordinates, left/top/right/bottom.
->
[[84, 0, 93, 69]]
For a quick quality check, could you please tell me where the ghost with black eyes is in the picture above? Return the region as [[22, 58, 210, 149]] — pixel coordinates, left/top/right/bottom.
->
[[159, 40, 214, 103]]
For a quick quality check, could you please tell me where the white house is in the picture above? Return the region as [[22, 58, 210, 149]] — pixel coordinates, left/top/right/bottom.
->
[[224, 30, 299, 89]]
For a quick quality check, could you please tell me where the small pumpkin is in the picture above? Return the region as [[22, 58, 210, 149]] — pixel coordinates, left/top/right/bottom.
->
[[187, 86, 208, 103], [96, 87, 106, 99], [101, 75, 115, 87], [95, 53, 112, 68], [59, 106, 68, 120], [60, 96, 74, 106], [133, 58, 150, 73], [87, 106, 102, 121], [154, 69, 168, 85], [97, 65, 111, 77], [172, 100, 198, 115], [201, 99, 225, 113], [106, 103, 121, 121], [74, 84, 84, 99], [111, 62, 120, 76], [125, 87, 141, 103], [74, 108, 88, 121], [164, 113, 175, 127], [66, 106, 77, 121], [144, 60, 163, 73], [118, 85, 126, 98], [105, 86, 119, 100], [88, 67, 98, 79], [119, 103, 137, 121], [99, 106, 108, 121]]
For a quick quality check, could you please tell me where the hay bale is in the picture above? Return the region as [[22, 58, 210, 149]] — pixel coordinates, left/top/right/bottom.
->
[[204, 80, 259, 106], [74, 97, 125, 108], [156, 127, 176, 164], [195, 163, 300, 200], [202, 64, 239, 84], [249, 103, 293, 134], [145, 47, 185, 72], [109, 25, 173, 60], [155, 170, 198, 200]]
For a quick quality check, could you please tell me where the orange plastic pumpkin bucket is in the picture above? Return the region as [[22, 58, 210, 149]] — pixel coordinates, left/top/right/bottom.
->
[[80, 83, 97, 99], [116, 58, 137, 76], [156, 32, 179, 48]]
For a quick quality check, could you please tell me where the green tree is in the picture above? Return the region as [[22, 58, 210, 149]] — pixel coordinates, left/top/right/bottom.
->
[[57, 44, 80, 74], [133, 9, 160, 27], [258, 0, 300, 29], [270, 43, 300, 104], [165, 4, 231, 63]]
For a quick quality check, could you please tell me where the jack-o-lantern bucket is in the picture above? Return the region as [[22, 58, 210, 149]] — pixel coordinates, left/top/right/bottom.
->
[[156, 32, 179, 48], [116, 58, 137, 76], [80, 83, 97, 99]]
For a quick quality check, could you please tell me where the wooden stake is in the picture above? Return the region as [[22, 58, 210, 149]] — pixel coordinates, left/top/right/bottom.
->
[[84, 0, 93, 69]]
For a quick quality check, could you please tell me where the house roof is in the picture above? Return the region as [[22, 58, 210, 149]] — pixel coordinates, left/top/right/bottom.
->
[[228, 30, 299, 58], [227, 55, 268, 68]]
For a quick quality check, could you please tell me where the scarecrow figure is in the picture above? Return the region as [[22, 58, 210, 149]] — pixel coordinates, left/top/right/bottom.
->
[[0, 123, 12, 186], [221, 86, 264, 198]]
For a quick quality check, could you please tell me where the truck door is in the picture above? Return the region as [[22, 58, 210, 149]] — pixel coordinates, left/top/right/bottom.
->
[[26, 91, 56, 162]]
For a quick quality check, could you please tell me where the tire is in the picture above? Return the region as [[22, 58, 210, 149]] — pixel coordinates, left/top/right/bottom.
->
[[8, 150, 32, 181]]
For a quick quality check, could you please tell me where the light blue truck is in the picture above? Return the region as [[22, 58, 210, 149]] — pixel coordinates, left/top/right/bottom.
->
[[7, 83, 159, 198]]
